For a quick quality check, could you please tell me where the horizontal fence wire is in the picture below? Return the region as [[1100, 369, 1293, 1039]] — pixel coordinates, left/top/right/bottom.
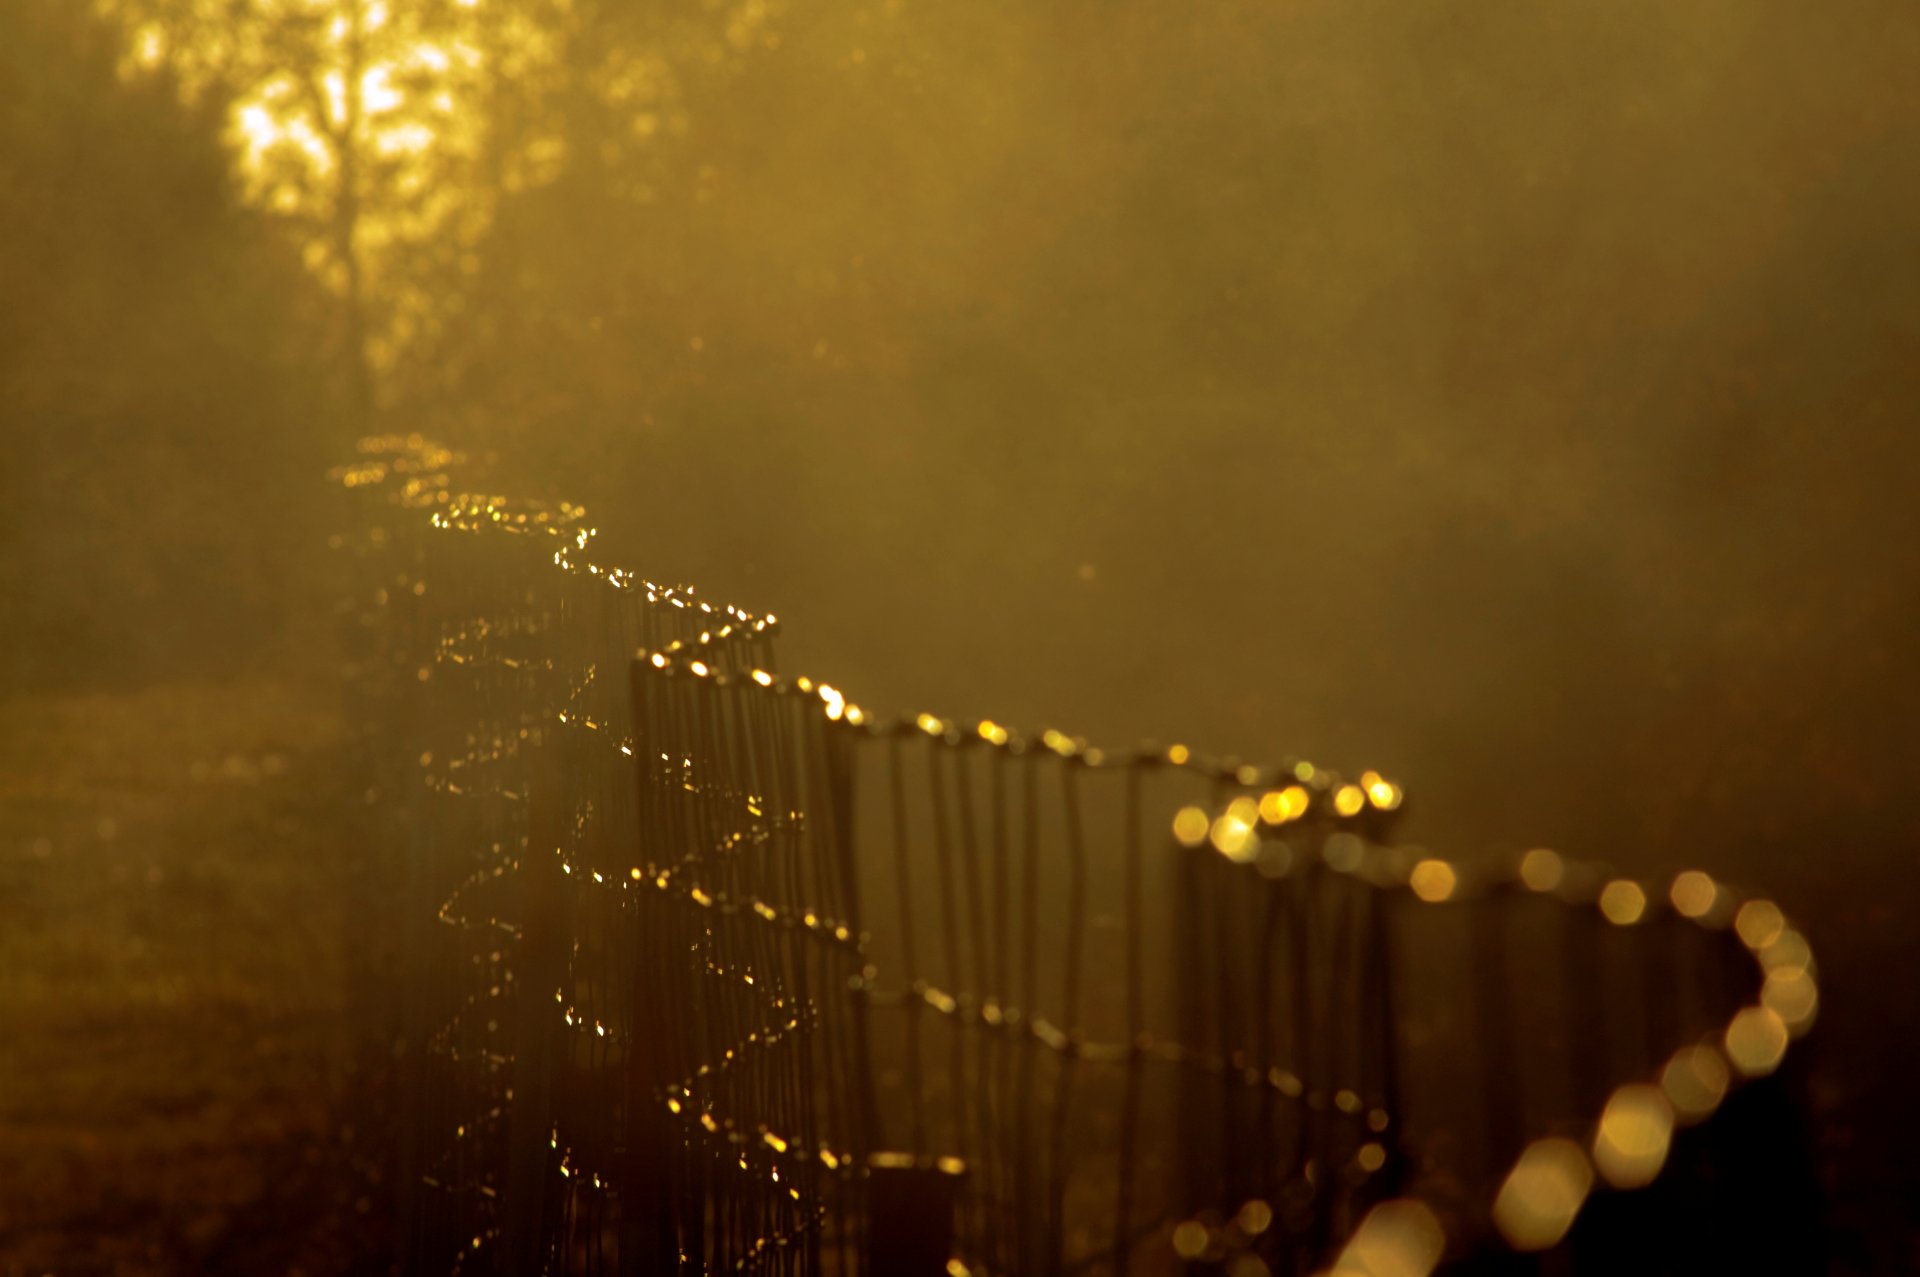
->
[[333, 435, 1819, 1277]]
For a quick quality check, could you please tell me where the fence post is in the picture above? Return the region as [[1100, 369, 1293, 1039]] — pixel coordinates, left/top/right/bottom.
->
[[867, 1154, 965, 1276]]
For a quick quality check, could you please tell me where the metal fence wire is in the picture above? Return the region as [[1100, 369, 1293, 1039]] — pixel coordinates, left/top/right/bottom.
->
[[333, 435, 1821, 1277]]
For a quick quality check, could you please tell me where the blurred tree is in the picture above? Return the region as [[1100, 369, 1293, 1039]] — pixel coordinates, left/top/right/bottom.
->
[[93, 0, 782, 436], [94, 0, 546, 421]]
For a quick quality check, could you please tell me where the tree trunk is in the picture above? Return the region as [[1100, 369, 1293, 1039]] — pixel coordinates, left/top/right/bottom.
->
[[337, 0, 374, 429]]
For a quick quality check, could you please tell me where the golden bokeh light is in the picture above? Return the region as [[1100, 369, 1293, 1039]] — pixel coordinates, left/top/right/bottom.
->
[[1330, 1197, 1444, 1277], [1518, 848, 1564, 893], [1409, 859, 1457, 903], [1235, 1198, 1274, 1235], [1360, 770, 1403, 811], [1171, 1219, 1210, 1259], [1669, 869, 1718, 919], [1734, 899, 1786, 951], [1493, 1138, 1593, 1251], [1259, 785, 1310, 824], [1598, 879, 1647, 926], [1660, 1044, 1731, 1124], [1213, 818, 1259, 856], [1592, 1083, 1674, 1189], [1758, 928, 1814, 977], [1724, 1005, 1790, 1077], [1761, 967, 1820, 1035], [1172, 806, 1210, 848], [1210, 811, 1259, 862], [1334, 783, 1367, 817]]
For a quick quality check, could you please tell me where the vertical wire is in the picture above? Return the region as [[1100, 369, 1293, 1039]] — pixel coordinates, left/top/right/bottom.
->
[[1043, 759, 1090, 1276], [925, 739, 976, 1246], [1173, 800, 1203, 1217], [769, 681, 825, 1273], [1112, 760, 1144, 1275], [795, 698, 854, 1275], [888, 734, 929, 1155], [1212, 825, 1241, 1218], [797, 708, 852, 1275], [951, 745, 998, 1264], [1013, 751, 1042, 1275], [986, 747, 1015, 1275], [627, 651, 678, 1271], [824, 714, 880, 1271], [699, 676, 732, 1272], [1059, 761, 1090, 1037]]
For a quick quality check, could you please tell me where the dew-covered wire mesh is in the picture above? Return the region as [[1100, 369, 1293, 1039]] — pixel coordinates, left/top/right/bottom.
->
[[333, 435, 1818, 1277], [624, 648, 1408, 1276], [333, 436, 778, 1273]]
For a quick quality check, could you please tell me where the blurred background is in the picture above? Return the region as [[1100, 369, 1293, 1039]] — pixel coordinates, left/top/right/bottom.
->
[[2, 0, 1916, 1270]]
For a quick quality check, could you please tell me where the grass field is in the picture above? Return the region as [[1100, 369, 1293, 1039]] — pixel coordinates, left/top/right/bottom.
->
[[0, 674, 391, 1276]]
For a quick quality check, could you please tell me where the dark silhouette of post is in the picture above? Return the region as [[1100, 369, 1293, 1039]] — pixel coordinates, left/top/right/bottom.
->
[[867, 1154, 965, 1276]]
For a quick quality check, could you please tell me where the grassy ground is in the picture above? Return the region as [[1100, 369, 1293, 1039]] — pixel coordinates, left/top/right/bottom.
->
[[0, 675, 390, 1276]]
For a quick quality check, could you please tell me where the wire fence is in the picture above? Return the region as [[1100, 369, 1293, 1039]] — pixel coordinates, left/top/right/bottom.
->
[[333, 435, 1821, 1276]]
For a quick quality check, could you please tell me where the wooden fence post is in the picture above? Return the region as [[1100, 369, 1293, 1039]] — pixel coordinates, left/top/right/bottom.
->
[[867, 1154, 966, 1277]]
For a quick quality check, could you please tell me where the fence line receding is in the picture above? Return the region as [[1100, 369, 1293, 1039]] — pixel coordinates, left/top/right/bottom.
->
[[332, 434, 1819, 1277]]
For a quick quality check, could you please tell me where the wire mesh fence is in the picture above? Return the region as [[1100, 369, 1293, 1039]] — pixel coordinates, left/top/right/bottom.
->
[[333, 435, 1820, 1276]]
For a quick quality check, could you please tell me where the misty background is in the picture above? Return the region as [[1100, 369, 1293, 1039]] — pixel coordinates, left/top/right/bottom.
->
[[3, 0, 1917, 1269]]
